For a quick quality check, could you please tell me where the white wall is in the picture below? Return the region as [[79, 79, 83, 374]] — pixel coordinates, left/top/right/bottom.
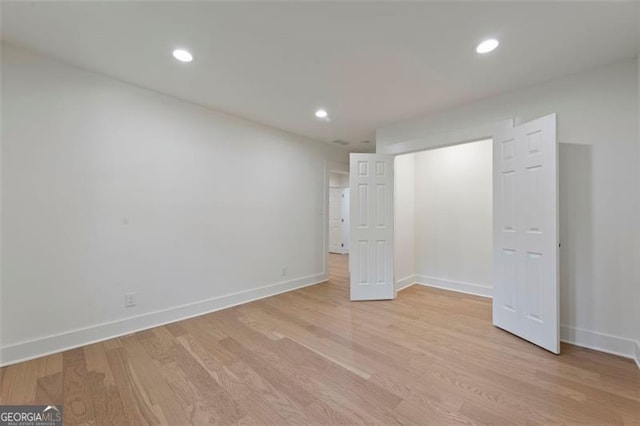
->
[[328, 172, 348, 189], [636, 52, 640, 367], [414, 140, 492, 297], [0, 45, 348, 365], [394, 153, 415, 291], [0, 42, 4, 366], [379, 59, 640, 360]]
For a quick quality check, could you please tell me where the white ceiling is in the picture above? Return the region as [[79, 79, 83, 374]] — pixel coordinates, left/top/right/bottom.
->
[[2, 1, 638, 151]]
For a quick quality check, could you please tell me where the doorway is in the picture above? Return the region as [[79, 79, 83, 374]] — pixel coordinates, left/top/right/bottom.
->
[[395, 139, 493, 298], [328, 171, 349, 284]]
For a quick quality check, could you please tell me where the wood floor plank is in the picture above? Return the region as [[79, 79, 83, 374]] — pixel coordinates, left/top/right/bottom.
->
[[169, 340, 246, 424], [220, 337, 318, 408], [121, 336, 191, 425], [34, 373, 63, 406], [1, 253, 639, 424], [105, 347, 155, 425], [63, 348, 97, 425]]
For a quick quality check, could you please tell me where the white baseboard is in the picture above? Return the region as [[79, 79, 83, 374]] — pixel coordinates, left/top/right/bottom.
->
[[560, 325, 639, 365], [4, 273, 638, 372], [395, 275, 417, 292], [0, 273, 328, 367], [415, 275, 492, 298]]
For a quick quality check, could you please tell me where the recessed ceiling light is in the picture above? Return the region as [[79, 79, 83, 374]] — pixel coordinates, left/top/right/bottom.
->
[[476, 39, 499, 54], [172, 49, 193, 62], [315, 109, 328, 119]]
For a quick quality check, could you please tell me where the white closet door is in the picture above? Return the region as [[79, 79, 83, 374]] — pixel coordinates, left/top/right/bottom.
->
[[493, 113, 559, 354], [349, 154, 395, 301]]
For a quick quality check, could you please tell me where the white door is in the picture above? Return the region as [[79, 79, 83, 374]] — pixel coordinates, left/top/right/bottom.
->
[[341, 188, 350, 254], [350, 154, 395, 301], [493, 113, 559, 353], [329, 187, 343, 253]]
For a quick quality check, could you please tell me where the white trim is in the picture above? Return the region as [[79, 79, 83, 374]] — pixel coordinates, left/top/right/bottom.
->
[[0, 273, 327, 367], [4, 274, 638, 371], [395, 275, 417, 292], [415, 275, 492, 298], [560, 325, 639, 362]]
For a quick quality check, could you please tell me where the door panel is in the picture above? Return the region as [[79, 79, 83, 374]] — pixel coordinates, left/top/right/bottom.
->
[[350, 154, 394, 301], [493, 113, 559, 354]]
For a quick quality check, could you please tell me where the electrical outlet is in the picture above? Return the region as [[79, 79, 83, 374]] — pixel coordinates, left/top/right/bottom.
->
[[125, 292, 137, 308], [281, 265, 287, 276]]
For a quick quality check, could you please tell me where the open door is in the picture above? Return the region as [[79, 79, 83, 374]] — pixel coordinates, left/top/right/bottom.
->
[[349, 154, 395, 301], [493, 113, 559, 353]]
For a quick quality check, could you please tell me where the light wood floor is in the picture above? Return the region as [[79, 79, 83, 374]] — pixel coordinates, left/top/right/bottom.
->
[[2, 253, 640, 425]]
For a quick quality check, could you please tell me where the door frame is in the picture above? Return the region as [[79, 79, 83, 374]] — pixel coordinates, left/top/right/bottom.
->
[[328, 170, 349, 255], [377, 123, 500, 301], [323, 161, 349, 278], [376, 115, 559, 354]]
